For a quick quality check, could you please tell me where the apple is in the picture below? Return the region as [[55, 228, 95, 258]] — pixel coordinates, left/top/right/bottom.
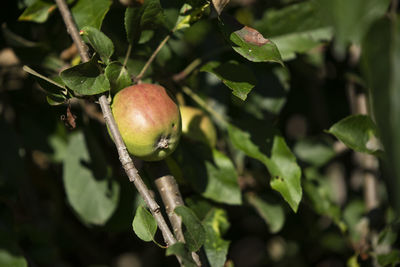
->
[[180, 106, 217, 148], [111, 83, 181, 161]]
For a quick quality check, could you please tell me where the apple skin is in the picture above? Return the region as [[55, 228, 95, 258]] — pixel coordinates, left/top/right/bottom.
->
[[180, 106, 217, 148], [111, 84, 181, 161]]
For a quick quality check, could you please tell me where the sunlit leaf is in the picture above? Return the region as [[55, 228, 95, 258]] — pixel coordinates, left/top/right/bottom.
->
[[219, 14, 282, 64]]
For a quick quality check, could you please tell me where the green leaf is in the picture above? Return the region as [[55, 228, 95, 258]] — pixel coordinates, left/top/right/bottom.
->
[[23, 66, 68, 106], [203, 150, 242, 205], [23, 65, 67, 95], [18, 0, 56, 23], [347, 254, 360, 267], [204, 208, 230, 237], [303, 168, 346, 231], [202, 208, 230, 267], [377, 250, 400, 267], [244, 67, 290, 116], [343, 200, 366, 242], [0, 224, 27, 267], [0, 249, 27, 267], [175, 206, 205, 252], [227, 125, 302, 212], [72, 0, 112, 29], [219, 15, 283, 64], [185, 197, 214, 221], [80, 26, 114, 64], [227, 124, 268, 162], [166, 242, 197, 267], [60, 56, 110, 95], [46, 94, 67, 106], [294, 139, 336, 166], [138, 30, 155, 44], [254, 1, 332, 61], [268, 136, 303, 212], [378, 226, 398, 247], [175, 2, 210, 31], [105, 62, 132, 94], [132, 205, 157, 242], [200, 60, 257, 100], [272, 28, 331, 61], [173, 141, 242, 205], [124, 0, 164, 44], [317, 0, 390, 55], [328, 115, 381, 155], [23, 66, 68, 105], [63, 131, 120, 225], [362, 17, 400, 214], [245, 193, 285, 233]]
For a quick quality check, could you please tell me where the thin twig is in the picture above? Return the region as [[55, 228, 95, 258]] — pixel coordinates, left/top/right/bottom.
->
[[172, 46, 231, 83], [173, 58, 202, 82], [134, 34, 171, 82], [54, 0, 177, 248], [54, 0, 89, 63], [181, 86, 227, 126], [122, 44, 132, 69]]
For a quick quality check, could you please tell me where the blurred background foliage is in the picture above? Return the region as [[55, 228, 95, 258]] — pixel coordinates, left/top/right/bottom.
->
[[0, 0, 399, 266]]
